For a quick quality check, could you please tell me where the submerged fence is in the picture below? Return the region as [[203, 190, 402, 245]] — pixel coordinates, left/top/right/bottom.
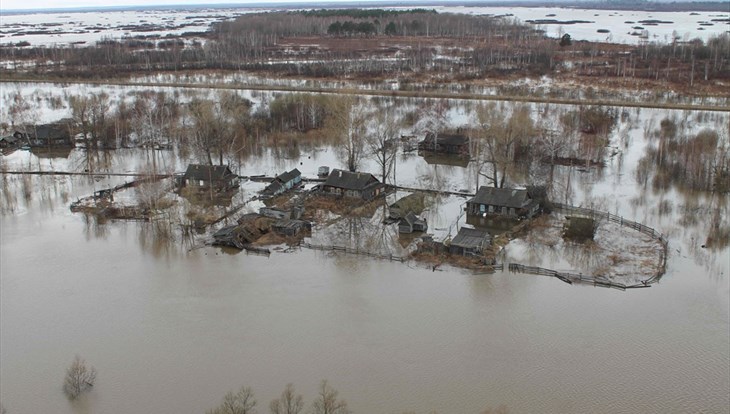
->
[[551, 202, 669, 282], [507, 263, 651, 290], [299, 242, 406, 262]]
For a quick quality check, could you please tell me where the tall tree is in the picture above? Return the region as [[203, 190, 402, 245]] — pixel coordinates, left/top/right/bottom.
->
[[269, 383, 304, 414], [327, 96, 367, 172], [366, 107, 400, 184], [311, 380, 350, 414]]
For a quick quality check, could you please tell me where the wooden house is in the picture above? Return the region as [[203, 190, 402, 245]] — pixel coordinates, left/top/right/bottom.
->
[[418, 132, 470, 157], [271, 219, 312, 237], [180, 164, 239, 192], [212, 225, 250, 249], [262, 168, 302, 196], [466, 186, 539, 218], [0, 134, 20, 148], [322, 169, 384, 201], [448, 227, 491, 256], [398, 211, 428, 234], [17, 121, 73, 148]]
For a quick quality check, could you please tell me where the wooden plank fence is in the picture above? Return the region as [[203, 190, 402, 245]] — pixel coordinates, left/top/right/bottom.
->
[[552, 202, 669, 282], [299, 242, 406, 262], [507, 263, 651, 290]]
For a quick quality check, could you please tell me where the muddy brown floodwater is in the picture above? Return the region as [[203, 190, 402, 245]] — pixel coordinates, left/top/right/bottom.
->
[[0, 173, 728, 414], [1, 90, 729, 413]]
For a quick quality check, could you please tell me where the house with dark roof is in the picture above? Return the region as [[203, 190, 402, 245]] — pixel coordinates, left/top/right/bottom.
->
[[180, 164, 239, 192], [466, 186, 539, 218], [398, 211, 428, 234], [418, 132, 470, 156], [321, 169, 384, 201], [16, 121, 73, 148], [448, 227, 491, 256], [262, 168, 301, 196], [0, 134, 20, 148]]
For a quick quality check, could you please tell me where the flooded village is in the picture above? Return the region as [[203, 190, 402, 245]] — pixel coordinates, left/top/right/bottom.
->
[[1, 3, 729, 414]]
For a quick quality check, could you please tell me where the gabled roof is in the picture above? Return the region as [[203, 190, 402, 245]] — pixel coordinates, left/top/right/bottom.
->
[[400, 211, 426, 227], [0, 135, 19, 144], [184, 164, 234, 181], [451, 227, 490, 248], [469, 186, 531, 209], [324, 169, 380, 190], [276, 168, 301, 184], [35, 124, 69, 139], [422, 133, 469, 146]]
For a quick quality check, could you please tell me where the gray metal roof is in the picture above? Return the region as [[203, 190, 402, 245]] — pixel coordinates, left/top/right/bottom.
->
[[324, 169, 380, 190], [469, 186, 531, 209], [184, 164, 234, 181], [451, 227, 490, 248], [422, 132, 469, 146], [276, 168, 301, 184]]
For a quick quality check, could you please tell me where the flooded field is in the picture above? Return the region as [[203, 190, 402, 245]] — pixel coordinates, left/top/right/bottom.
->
[[1, 6, 727, 46], [1, 84, 729, 413]]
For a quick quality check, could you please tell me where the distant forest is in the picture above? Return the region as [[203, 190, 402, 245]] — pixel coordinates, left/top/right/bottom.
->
[[1, 8, 728, 88]]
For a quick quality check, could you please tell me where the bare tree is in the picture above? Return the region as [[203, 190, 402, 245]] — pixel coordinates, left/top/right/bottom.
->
[[188, 93, 250, 166], [327, 96, 367, 172], [63, 355, 97, 400], [474, 104, 535, 189], [366, 107, 399, 184], [208, 386, 257, 414], [311, 380, 350, 414], [269, 383, 304, 414], [6, 90, 38, 137]]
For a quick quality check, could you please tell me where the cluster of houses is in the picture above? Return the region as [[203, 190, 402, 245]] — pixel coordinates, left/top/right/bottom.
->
[[167, 126, 551, 261]]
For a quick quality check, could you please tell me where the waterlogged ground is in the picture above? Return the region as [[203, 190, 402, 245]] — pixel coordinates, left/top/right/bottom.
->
[[1, 6, 727, 47], [1, 85, 729, 413]]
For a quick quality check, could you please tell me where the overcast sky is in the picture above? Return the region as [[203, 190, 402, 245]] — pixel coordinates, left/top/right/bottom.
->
[[2, 0, 398, 12]]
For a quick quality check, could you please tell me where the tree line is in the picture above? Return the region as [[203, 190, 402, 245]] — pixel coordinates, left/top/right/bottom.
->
[[1, 10, 726, 86]]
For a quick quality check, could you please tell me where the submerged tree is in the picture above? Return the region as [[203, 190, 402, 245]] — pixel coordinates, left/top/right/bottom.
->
[[366, 107, 400, 184], [63, 355, 97, 400], [474, 103, 535, 189], [327, 96, 367, 172]]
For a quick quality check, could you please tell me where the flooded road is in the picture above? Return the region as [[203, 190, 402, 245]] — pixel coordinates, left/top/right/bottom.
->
[[1, 174, 728, 414]]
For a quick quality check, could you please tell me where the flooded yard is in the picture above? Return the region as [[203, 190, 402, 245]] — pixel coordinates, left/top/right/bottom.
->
[[1, 84, 729, 413]]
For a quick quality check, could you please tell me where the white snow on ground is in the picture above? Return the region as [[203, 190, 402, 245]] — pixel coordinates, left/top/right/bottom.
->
[[1, 7, 726, 47], [504, 214, 664, 285]]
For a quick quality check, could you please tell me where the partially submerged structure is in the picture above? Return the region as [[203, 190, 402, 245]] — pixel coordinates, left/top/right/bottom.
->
[[179, 164, 239, 193], [466, 186, 539, 218], [16, 121, 73, 148], [212, 225, 250, 249], [262, 168, 302, 196], [389, 193, 426, 220], [0, 134, 20, 148], [271, 219, 312, 237], [448, 227, 491, 256], [259, 206, 304, 220], [321, 169, 384, 201], [418, 132, 470, 156], [398, 211, 428, 234]]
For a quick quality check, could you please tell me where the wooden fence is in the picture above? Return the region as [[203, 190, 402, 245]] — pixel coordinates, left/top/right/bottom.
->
[[507, 263, 651, 290], [551, 202, 669, 282], [299, 242, 406, 262]]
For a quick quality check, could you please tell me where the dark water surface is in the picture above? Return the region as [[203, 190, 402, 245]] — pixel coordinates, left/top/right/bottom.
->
[[1, 175, 728, 414]]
